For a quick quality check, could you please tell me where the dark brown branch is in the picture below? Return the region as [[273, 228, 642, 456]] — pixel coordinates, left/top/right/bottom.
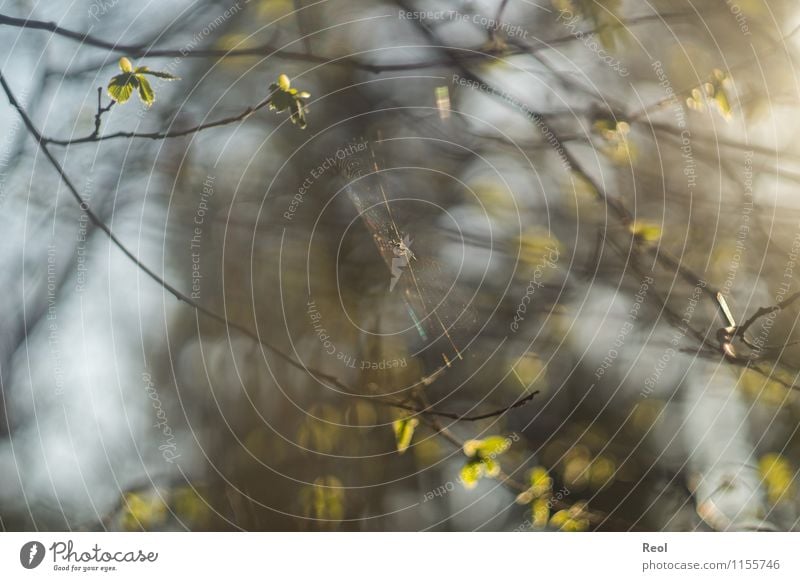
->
[[0, 10, 697, 74], [392, 390, 539, 422], [699, 291, 800, 362], [91, 86, 115, 138], [0, 12, 507, 72], [736, 290, 800, 338], [43, 96, 273, 146], [727, 292, 800, 360]]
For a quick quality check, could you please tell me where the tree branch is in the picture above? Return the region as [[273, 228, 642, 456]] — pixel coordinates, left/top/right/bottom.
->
[[0, 10, 699, 74], [43, 95, 273, 146], [392, 390, 538, 421]]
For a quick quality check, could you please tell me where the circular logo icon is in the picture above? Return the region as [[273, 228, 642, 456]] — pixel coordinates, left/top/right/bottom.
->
[[19, 541, 46, 569]]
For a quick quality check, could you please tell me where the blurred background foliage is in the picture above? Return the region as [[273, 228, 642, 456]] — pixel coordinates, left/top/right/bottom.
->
[[1, 0, 800, 532]]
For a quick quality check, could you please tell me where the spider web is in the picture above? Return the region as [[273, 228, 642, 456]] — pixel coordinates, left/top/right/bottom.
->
[[340, 141, 469, 371]]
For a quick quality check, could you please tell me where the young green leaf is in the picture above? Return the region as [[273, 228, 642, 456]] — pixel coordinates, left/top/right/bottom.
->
[[460, 459, 485, 489], [137, 76, 155, 106], [460, 436, 513, 490], [516, 466, 553, 505], [459, 456, 502, 489], [629, 220, 662, 243], [107, 57, 179, 106], [477, 436, 511, 457], [760, 453, 796, 504], [107, 73, 138, 104], [463, 435, 512, 458], [268, 73, 312, 129], [482, 457, 501, 478], [135, 66, 180, 80], [550, 502, 590, 531], [686, 69, 734, 121], [301, 476, 345, 522], [532, 498, 550, 528], [529, 466, 553, 497]]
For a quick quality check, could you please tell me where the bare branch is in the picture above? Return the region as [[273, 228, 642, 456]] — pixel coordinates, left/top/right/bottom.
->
[[392, 390, 538, 422], [0, 10, 700, 74], [737, 290, 800, 338], [91, 86, 115, 138], [0, 12, 507, 72], [43, 96, 273, 146]]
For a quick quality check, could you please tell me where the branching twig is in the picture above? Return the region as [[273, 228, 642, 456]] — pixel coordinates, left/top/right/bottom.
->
[[736, 290, 800, 339], [91, 86, 115, 138], [43, 96, 273, 146], [0, 12, 509, 72], [392, 390, 539, 422], [705, 291, 800, 362], [0, 10, 700, 74]]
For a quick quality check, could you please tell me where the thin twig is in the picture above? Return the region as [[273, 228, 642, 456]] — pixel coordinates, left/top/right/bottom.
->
[[0, 10, 697, 74], [392, 390, 539, 421], [92, 86, 115, 138], [0, 12, 508, 72], [43, 96, 272, 146], [736, 290, 800, 338]]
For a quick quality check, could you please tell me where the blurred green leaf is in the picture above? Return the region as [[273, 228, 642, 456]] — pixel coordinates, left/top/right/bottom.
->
[[460, 459, 485, 489], [530, 466, 553, 497], [532, 498, 551, 528], [629, 220, 662, 243], [686, 69, 734, 121], [550, 501, 590, 532], [268, 73, 311, 129], [460, 435, 512, 490], [301, 476, 345, 526], [392, 417, 419, 454], [121, 492, 167, 531], [118, 56, 133, 73], [463, 435, 511, 458], [760, 453, 796, 504], [172, 487, 212, 528]]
